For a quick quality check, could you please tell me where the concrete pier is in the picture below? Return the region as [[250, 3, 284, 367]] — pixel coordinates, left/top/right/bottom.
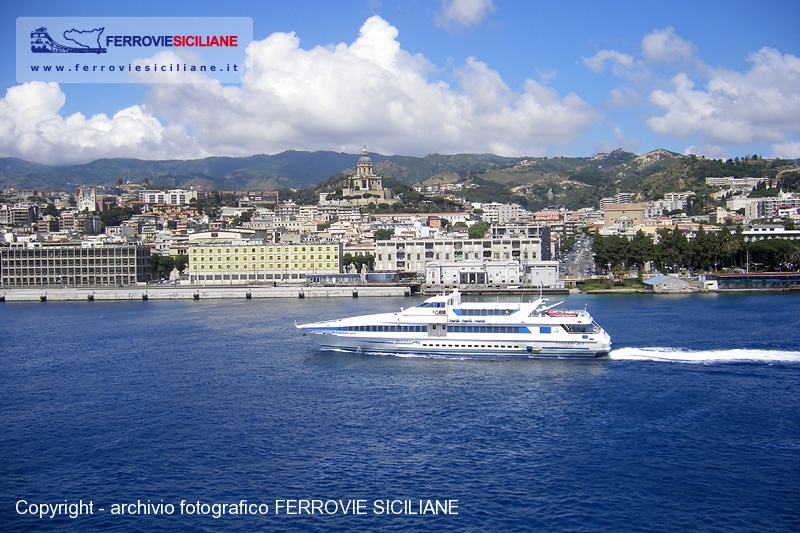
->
[[0, 285, 413, 302]]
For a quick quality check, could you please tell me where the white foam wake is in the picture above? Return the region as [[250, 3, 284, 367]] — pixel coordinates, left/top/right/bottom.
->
[[609, 347, 800, 364]]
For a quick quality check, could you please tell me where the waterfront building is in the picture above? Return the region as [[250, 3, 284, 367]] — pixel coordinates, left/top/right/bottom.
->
[[187, 240, 342, 285], [703, 272, 800, 291], [374, 237, 545, 275], [0, 242, 151, 288], [490, 225, 552, 260], [423, 259, 561, 289], [523, 261, 562, 289], [742, 224, 800, 242], [426, 260, 521, 288]]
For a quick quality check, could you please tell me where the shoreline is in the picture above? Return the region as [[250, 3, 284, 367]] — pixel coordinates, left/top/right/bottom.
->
[[0, 285, 412, 302], [2, 284, 797, 302]]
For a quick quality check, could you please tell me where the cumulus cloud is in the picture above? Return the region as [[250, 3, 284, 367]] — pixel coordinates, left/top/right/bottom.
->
[[0, 15, 599, 164], [0, 81, 201, 164], [641, 27, 696, 65], [435, 0, 496, 31], [586, 26, 800, 158], [646, 47, 800, 151]]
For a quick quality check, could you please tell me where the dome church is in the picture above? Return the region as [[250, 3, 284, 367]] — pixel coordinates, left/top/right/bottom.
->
[[320, 147, 398, 206]]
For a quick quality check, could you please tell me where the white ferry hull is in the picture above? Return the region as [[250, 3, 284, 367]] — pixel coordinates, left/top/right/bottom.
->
[[308, 333, 609, 358]]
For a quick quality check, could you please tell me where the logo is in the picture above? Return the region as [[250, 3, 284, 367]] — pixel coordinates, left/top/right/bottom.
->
[[19, 17, 253, 84], [31, 26, 107, 54]]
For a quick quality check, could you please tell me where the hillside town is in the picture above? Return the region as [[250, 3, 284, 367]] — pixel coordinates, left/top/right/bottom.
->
[[2, 149, 800, 294]]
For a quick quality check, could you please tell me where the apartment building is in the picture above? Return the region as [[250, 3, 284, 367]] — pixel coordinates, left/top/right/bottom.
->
[[373, 237, 544, 274], [138, 189, 195, 206]]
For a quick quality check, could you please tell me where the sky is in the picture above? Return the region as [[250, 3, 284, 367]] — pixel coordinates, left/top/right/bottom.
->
[[1, 0, 799, 166]]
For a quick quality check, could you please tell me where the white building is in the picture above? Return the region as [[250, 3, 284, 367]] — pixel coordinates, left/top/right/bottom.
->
[[374, 237, 544, 275], [744, 195, 800, 220], [139, 189, 195, 206], [426, 260, 521, 289], [743, 224, 800, 242], [479, 203, 526, 224]]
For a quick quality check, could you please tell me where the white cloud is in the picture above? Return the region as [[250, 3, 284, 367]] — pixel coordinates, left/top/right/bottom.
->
[[582, 50, 635, 74], [0, 81, 199, 164], [683, 144, 729, 159], [641, 27, 696, 64], [772, 141, 800, 159], [605, 87, 641, 108], [0, 16, 599, 164], [646, 47, 800, 150], [435, 0, 496, 31]]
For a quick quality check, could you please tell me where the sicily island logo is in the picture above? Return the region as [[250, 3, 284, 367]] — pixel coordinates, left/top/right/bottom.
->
[[31, 26, 107, 54]]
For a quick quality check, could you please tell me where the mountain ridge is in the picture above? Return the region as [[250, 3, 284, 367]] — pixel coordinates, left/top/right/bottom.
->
[[1, 149, 797, 211]]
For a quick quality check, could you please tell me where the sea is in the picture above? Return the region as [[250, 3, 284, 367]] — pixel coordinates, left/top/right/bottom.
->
[[1, 291, 799, 532]]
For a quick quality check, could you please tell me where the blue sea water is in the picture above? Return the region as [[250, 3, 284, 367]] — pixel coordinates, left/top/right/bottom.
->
[[1, 292, 799, 532]]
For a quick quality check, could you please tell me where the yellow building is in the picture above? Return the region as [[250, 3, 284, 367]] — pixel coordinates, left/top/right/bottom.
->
[[188, 242, 342, 285]]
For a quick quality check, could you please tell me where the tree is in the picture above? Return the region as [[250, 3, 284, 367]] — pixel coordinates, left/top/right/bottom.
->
[[690, 226, 720, 271], [718, 226, 742, 268], [42, 203, 60, 217], [655, 228, 690, 272], [150, 253, 176, 280], [468, 221, 490, 239], [627, 230, 655, 271], [99, 206, 137, 227], [373, 229, 394, 241], [174, 254, 189, 273], [342, 252, 375, 272], [591, 233, 631, 272]]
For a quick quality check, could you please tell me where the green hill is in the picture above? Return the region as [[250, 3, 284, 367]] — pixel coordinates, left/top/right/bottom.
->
[[1, 150, 797, 213]]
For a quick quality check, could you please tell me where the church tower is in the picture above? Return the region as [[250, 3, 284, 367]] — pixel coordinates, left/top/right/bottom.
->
[[350, 146, 383, 192]]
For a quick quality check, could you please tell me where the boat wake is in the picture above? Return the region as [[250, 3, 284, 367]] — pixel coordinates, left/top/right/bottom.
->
[[609, 347, 800, 364]]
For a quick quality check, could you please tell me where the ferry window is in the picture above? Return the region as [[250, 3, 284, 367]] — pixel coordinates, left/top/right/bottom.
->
[[541, 326, 551, 334]]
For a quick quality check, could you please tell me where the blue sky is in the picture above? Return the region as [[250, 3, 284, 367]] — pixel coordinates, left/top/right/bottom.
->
[[1, 0, 799, 165]]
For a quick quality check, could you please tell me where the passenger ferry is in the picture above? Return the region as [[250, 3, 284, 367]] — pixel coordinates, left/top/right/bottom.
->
[[296, 290, 611, 358]]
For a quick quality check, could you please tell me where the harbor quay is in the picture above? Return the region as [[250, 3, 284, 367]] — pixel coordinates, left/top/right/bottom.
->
[[0, 284, 413, 302]]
